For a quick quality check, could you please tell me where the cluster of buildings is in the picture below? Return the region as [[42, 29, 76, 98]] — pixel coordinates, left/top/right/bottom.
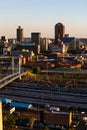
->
[[0, 23, 87, 56], [51, 22, 87, 54], [0, 23, 87, 68]]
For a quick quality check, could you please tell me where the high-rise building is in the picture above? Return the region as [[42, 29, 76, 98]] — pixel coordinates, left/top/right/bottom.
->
[[17, 26, 23, 42], [40, 38, 49, 52], [55, 23, 65, 44], [31, 32, 41, 45]]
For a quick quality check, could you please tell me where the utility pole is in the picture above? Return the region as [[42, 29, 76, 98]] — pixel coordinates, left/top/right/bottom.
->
[[0, 101, 3, 130], [12, 57, 14, 74], [19, 57, 21, 74]]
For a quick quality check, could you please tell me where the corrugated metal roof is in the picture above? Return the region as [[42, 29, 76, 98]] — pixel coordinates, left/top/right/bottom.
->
[[10, 102, 32, 109], [0, 98, 12, 103]]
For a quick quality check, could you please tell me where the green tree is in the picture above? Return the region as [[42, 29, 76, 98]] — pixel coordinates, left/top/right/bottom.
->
[[33, 67, 41, 74], [3, 113, 16, 130]]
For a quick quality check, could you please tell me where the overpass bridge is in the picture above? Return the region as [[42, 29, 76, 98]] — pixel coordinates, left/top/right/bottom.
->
[[0, 72, 26, 89], [0, 56, 26, 89]]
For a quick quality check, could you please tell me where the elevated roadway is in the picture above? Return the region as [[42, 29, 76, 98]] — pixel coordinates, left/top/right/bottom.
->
[[0, 72, 26, 89]]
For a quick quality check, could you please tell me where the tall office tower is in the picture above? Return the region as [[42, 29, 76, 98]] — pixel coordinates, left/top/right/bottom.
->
[[31, 32, 41, 45], [55, 23, 65, 44], [17, 26, 23, 42]]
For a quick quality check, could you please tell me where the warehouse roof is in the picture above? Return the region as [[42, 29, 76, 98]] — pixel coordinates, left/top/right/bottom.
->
[[10, 101, 32, 109], [0, 98, 12, 103]]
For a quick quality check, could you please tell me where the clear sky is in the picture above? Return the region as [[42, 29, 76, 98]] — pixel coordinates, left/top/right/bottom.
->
[[0, 0, 87, 38]]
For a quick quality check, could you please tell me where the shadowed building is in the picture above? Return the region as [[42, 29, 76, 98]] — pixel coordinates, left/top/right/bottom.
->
[[55, 23, 65, 44], [40, 38, 50, 53], [12, 42, 40, 56], [31, 32, 41, 45], [17, 26, 24, 42]]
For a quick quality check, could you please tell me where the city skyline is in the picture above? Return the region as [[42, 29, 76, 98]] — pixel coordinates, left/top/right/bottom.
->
[[0, 0, 87, 38]]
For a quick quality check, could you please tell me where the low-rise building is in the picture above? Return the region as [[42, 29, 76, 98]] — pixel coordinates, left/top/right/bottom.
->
[[40, 111, 72, 127], [68, 39, 86, 54], [49, 43, 65, 54], [40, 38, 51, 53], [12, 42, 40, 56], [60, 37, 75, 53]]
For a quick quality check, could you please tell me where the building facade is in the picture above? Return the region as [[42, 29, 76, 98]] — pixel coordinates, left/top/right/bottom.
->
[[55, 23, 65, 44], [40, 38, 49, 52], [17, 26, 24, 42], [49, 43, 65, 54], [68, 39, 86, 54], [12, 42, 40, 56], [31, 32, 41, 45]]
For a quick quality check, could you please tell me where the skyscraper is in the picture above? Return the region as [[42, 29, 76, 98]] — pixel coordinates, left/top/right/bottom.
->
[[31, 32, 41, 45], [17, 26, 23, 42], [55, 23, 65, 44]]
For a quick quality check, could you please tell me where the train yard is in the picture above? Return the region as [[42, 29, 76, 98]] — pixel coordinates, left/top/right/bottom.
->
[[0, 81, 87, 111]]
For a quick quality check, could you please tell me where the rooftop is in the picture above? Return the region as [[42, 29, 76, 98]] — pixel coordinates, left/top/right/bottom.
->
[[10, 101, 32, 109], [19, 42, 35, 46], [60, 37, 75, 44], [0, 97, 12, 103]]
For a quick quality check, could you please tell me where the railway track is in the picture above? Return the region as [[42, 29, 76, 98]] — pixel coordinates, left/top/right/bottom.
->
[[0, 82, 87, 109]]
